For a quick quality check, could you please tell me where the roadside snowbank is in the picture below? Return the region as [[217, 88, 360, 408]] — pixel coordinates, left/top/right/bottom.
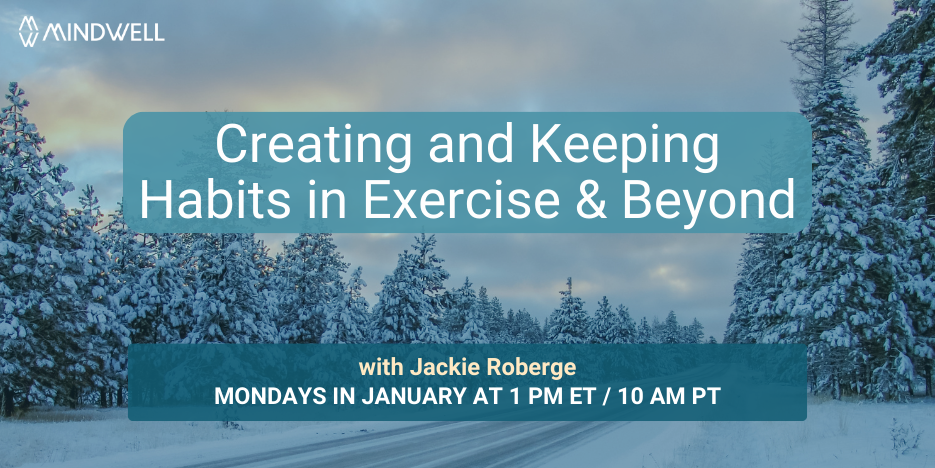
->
[[1, 408, 416, 468], [663, 397, 935, 467]]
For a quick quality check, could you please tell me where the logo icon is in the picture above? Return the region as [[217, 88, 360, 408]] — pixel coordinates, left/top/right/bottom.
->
[[19, 16, 38, 47]]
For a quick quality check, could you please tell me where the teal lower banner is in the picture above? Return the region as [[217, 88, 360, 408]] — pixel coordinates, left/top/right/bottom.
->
[[128, 344, 805, 421]]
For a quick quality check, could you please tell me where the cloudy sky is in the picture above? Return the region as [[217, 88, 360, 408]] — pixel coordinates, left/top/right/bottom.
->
[[0, 0, 898, 337]]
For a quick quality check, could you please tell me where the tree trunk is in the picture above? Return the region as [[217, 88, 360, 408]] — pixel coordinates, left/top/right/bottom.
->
[[117, 385, 124, 407], [100, 388, 108, 408], [69, 386, 78, 409], [1, 386, 13, 417], [926, 364, 933, 397]]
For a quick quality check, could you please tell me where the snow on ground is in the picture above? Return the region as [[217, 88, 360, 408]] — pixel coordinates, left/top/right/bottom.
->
[[661, 396, 935, 468], [1, 407, 418, 468], [3, 398, 935, 467]]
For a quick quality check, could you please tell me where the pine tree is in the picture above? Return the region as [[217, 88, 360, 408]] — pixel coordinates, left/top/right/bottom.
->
[[636, 317, 655, 344], [661, 311, 681, 344], [786, 0, 857, 106], [321, 267, 370, 344], [614, 305, 637, 344], [899, 207, 935, 397], [727, 233, 787, 344], [763, 78, 908, 399], [508, 308, 543, 343], [459, 300, 488, 344], [276, 233, 348, 343], [683, 318, 704, 344], [105, 203, 192, 346], [850, 0, 935, 397], [851, 1, 935, 209], [132, 233, 191, 344], [588, 296, 617, 344], [0, 83, 87, 411], [485, 294, 506, 342], [371, 235, 450, 344], [444, 278, 476, 342], [523, 309, 545, 343], [64, 186, 127, 407], [185, 234, 278, 344], [409, 234, 449, 342], [547, 278, 589, 344]]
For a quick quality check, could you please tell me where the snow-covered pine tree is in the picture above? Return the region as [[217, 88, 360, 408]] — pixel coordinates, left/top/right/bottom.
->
[[851, 0, 935, 210], [547, 278, 589, 344], [636, 317, 654, 344], [661, 311, 681, 344], [850, 0, 935, 397], [185, 234, 278, 344], [444, 278, 476, 342], [0, 83, 91, 413], [474, 286, 491, 335], [459, 299, 488, 344], [276, 233, 348, 343], [371, 251, 447, 343], [503, 308, 517, 343], [763, 78, 908, 400], [484, 296, 508, 343], [524, 309, 546, 343], [104, 202, 153, 343], [683, 318, 705, 344], [321, 266, 370, 344], [727, 233, 787, 344], [651, 317, 664, 343], [614, 304, 637, 344], [898, 205, 935, 397], [727, 137, 806, 345], [505, 308, 533, 344], [407, 234, 450, 343], [63, 186, 128, 408], [588, 296, 617, 344], [250, 236, 279, 324], [485, 295, 506, 342], [129, 232, 191, 344], [786, 0, 857, 106]]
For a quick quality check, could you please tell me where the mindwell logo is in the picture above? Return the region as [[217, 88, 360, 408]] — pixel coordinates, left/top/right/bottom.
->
[[18, 16, 164, 47]]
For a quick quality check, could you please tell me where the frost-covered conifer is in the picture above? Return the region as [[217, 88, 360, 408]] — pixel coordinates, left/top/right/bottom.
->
[[588, 296, 617, 344], [0, 83, 85, 411], [485, 294, 506, 341], [614, 305, 637, 344], [851, 1, 935, 208], [321, 267, 370, 344], [727, 233, 786, 344], [661, 311, 681, 344], [185, 234, 278, 344], [372, 235, 450, 344], [762, 79, 908, 399], [683, 318, 704, 344], [276, 233, 347, 343], [636, 317, 654, 344], [63, 186, 127, 405], [444, 278, 475, 342], [786, 0, 857, 105], [547, 278, 589, 344], [105, 203, 191, 346]]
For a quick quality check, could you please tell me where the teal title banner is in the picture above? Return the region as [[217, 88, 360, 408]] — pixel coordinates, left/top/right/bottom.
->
[[128, 344, 806, 421], [123, 112, 811, 233]]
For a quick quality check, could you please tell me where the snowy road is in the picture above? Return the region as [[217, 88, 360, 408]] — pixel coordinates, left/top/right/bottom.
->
[[179, 420, 626, 468]]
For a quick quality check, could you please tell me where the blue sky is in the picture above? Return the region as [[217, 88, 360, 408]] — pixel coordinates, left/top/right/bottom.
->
[[0, 0, 899, 337]]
